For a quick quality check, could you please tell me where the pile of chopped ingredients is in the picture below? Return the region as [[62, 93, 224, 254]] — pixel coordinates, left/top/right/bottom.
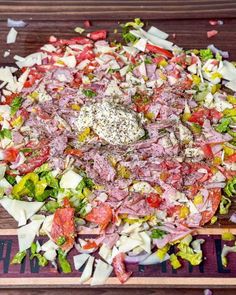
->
[[0, 18, 236, 284]]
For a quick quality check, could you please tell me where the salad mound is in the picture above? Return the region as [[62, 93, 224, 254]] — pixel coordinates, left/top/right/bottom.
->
[[0, 19, 236, 284]]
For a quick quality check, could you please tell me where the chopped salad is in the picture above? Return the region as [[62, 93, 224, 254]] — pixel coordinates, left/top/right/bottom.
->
[[0, 18, 236, 284]]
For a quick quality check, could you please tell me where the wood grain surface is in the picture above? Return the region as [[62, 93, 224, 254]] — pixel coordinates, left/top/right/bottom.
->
[[0, 0, 236, 292]]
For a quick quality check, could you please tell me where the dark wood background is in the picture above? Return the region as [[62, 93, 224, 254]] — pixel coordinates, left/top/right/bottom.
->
[[0, 0, 236, 293]]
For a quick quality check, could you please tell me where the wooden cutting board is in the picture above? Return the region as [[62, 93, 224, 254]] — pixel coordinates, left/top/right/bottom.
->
[[0, 0, 236, 288]]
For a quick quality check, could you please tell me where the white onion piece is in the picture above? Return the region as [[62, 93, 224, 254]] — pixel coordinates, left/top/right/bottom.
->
[[125, 253, 149, 263], [7, 28, 18, 44], [204, 289, 213, 295], [75, 243, 98, 254], [7, 18, 27, 28], [204, 182, 226, 189], [139, 252, 170, 265]]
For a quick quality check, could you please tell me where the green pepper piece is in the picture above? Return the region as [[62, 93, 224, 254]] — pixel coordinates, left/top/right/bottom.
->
[[11, 250, 26, 264]]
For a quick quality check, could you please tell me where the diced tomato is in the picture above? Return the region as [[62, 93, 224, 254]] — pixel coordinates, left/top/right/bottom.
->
[[207, 30, 218, 38], [112, 253, 132, 284], [188, 108, 222, 126], [152, 56, 166, 64], [84, 20, 91, 28], [51, 207, 75, 251], [200, 188, 221, 225], [146, 193, 162, 208], [17, 141, 50, 175], [87, 30, 107, 41], [64, 148, 83, 157], [77, 46, 95, 63], [209, 108, 222, 120], [82, 241, 97, 250], [167, 205, 182, 217], [226, 153, 236, 163], [19, 108, 29, 120], [146, 44, 173, 59], [85, 203, 112, 230], [35, 108, 51, 120], [63, 197, 71, 208], [201, 144, 214, 159], [3, 147, 19, 163], [190, 162, 212, 183], [188, 109, 207, 126]]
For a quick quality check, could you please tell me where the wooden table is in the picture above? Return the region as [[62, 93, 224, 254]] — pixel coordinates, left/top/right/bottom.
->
[[0, 0, 236, 293]]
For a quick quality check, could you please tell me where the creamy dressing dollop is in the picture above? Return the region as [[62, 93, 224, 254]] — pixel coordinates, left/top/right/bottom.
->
[[76, 101, 145, 145]]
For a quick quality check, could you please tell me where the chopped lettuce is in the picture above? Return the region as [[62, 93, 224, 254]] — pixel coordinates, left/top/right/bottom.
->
[[82, 89, 97, 98], [58, 249, 72, 273], [199, 48, 213, 61], [10, 96, 23, 116], [151, 229, 167, 239], [215, 118, 231, 133], [0, 128, 12, 140], [121, 18, 143, 44]]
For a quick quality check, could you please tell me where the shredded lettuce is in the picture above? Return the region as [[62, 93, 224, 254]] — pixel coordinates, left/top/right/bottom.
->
[[176, 236, 204, 266], [221, 243, 236, 267], [124, 18, 144, 29], [169, 253, 181, 269], [121, 18, 144, 44], [11, 250, 26, 264], [224, 177, 236, 197], [219, 196, 232, 214]]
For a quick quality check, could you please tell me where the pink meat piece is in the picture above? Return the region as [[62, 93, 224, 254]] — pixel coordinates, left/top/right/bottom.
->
[[93, 153, 116, 182], [107, 186, 129, 201], [49, 133, 68, 157], [201, 120, 232, 144], [103, 233, 120, 249], [146, 63, 157, 80], [52, 68, 73, 83], [12, 131, 24, 144], [117, 192, 154, 217]]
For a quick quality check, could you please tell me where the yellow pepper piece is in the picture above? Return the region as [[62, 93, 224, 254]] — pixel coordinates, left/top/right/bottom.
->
[[222, 232, 235, 241], [117, 164, 131, 179], [227, 95, 236, 104], [154, 185, 163, 194], [193, 194, 203, 205], [145, 112, 155, 120], [213, 156, 222, 165], [157, 244, 170, 260], [108, 156, 117, 168], [159, 59, 168, 68], [182, 112, 191, 122], [211, 72, 222, 80], [191, 74, 201, 85], [29, 91, 39, 100], [210, 216, 218, 225], [71, 104, 81, 111], [211, 84, 221, 94], [223, 145, 235, 156], [12, 173, 39, 198], [35, 179, 47, 197], [83, 187, 92, 198], [170, 254, 181, 269], [223, 108, 236, 117], [11, 116, 23, 128], [78, 127, 90, 142], [179, 206, 190, 219]]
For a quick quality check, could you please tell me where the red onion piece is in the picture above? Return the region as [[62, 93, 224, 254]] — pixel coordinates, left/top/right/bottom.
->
[[7, 18, 27, 28], [208, 44, 229, 59], [230, 213, 236, 224], [125, 253, 149, 263], [204, 289, 213, 295]]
